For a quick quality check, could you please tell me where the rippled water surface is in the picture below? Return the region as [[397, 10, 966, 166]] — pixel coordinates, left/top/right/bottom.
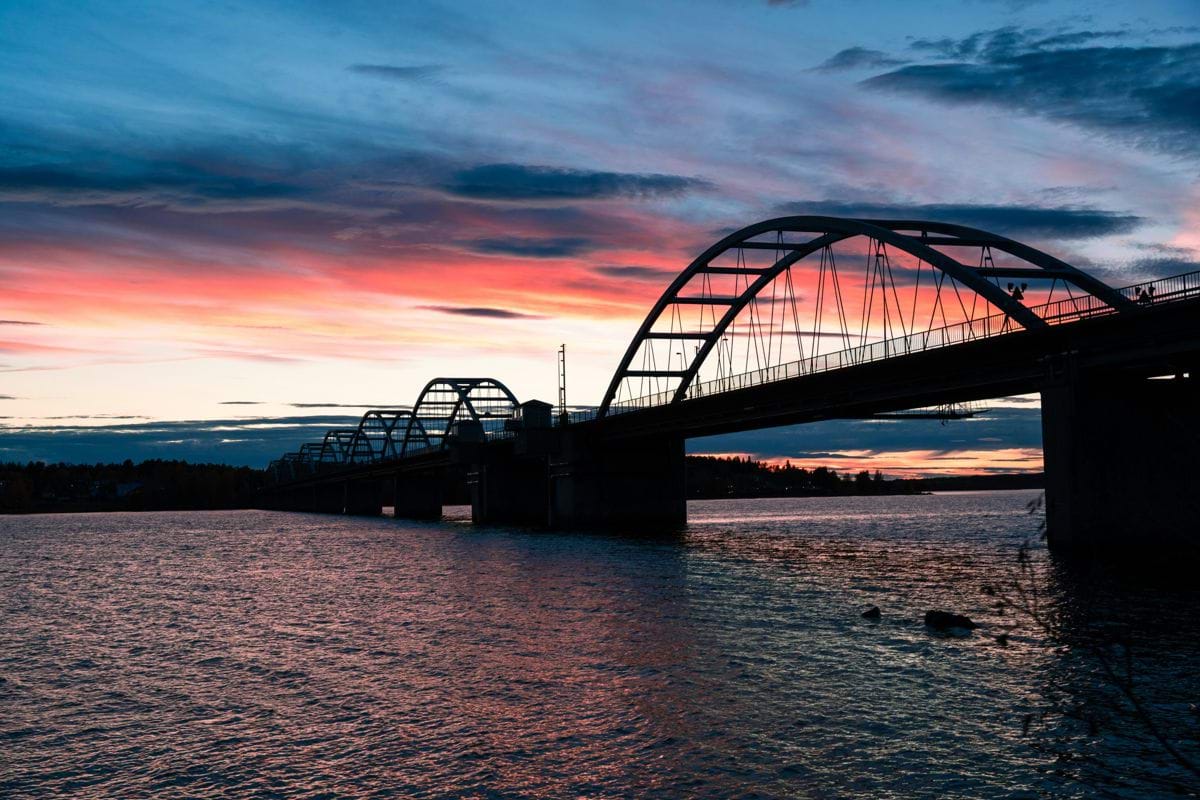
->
[[2, 492, 1197, 798]]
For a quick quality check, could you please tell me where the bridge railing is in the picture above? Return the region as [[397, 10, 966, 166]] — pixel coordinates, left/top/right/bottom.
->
[[591, 270, 1200, 417]]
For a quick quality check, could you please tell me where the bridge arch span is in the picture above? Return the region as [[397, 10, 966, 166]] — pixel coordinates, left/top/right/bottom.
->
[[318, 429, 359, 465], [401, 377, 520, 455], [598, 215, 1132, 417], [350, 410, 432, 463]]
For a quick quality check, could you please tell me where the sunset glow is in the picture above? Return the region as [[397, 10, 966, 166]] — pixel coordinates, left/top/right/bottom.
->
[[2, 1, 1197, 469]]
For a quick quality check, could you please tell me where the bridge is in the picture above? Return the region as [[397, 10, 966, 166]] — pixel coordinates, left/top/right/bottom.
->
[[262, 216, 1200, 560]]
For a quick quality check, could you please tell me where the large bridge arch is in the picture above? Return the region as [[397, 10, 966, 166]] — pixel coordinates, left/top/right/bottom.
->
[[598, 216, 1133, 417]]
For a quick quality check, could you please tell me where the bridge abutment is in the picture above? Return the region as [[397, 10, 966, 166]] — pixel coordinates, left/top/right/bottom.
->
[[549, 432, 686, 529], [1041, 370, 1200, 563]]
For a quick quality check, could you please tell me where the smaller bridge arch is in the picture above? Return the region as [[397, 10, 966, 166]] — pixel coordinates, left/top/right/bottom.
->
[[401, 377, 520, 454], [351, 410, 433, 463], [318, 429, 359, 465]]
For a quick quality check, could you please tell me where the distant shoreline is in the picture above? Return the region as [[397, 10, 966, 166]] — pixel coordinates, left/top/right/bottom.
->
[[1, 457, 1043, 515]]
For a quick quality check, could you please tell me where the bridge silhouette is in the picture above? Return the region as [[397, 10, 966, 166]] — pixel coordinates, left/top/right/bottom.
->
[[263, 216, 1200, 559]]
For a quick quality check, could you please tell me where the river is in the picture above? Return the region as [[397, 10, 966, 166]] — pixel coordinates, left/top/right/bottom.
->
[[2, 491, 1197, 798]]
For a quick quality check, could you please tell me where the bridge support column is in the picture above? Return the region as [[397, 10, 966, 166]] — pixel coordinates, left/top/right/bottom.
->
[[468, 455, 548, 526], [549, 433, 686, 529], [1041, 370, 1200, 563], [393, 471, 444, 520], [309, 481, 344, 514], [344, 478, 383, 516]]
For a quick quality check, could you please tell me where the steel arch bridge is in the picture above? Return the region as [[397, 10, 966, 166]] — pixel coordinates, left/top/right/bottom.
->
[[597, 215, 1145, 417], [268, 377, 520, 481], [266, 215, 1200, 483], [259, 213, 1200, 555]]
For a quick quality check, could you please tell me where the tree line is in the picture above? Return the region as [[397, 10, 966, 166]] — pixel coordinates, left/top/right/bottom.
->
[[0, 459, 266, 513], [687, 455, 917, 498], [0, 455, 1044, 513]]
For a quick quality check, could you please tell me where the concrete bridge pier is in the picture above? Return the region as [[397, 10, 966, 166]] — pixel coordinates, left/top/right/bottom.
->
[[302, 481, 344, 514], [1041, 368, 1200, 563], [344, 478, 383, 516], [549, 431, 686, 529], [468, 455, 548, 525], [393, 470, 444, 520]]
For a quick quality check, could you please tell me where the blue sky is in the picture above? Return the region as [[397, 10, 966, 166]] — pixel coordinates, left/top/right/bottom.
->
[[1, 0, 1197, 470]]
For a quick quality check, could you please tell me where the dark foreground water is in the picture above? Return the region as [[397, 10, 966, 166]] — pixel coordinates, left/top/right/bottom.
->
[[2, 492, 1197, 799]]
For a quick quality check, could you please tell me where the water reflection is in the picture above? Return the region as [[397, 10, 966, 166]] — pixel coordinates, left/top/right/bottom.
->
[[0, 494, 1196, 798]]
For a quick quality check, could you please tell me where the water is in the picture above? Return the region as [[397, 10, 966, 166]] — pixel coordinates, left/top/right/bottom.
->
[[2, 491, 1197, 798]]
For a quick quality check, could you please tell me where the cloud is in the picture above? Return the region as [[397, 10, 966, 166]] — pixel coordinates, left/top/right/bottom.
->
[[418, 305, 545, 319], [814, 47, 909, 72], [219, 400, 262, 405], [908, 27, 1097, 60], [591, 265, 678, 281], [689, 406, 1045, 475], [0, 406, 1046, 473], [0, 163, 306, 207], [865, 34, 1200, 156], [0, 320, 43, 326], [777, 200, 1142, 239], [442, 163, 709, 201], [1128, 257, 1200, 278], [287, 403, 399, 409], [465, 236, 596, 258], [347, 64, 446, 81], [0, 414, 365, 467], [0, 395, 16, 400]]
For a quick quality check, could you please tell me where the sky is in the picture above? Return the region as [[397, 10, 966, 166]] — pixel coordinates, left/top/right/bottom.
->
[[1, 0, 1197, 472]]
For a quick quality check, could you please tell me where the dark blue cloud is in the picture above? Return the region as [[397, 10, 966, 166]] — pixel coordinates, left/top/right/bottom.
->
[[0, 415, 362, 467], [418, 305, 545, 319], [591, 265, 678, 281], [689, 406, 1043, 460], [465, 236, 595, 258], [1128, 257, 1200, 279], [815, 47, 909, 72], [2, 406, 1044, 470], [866, 35, 1200, 156], [443, 164, 709, 201], [777, 200, 1141, 239], [0, 163, 306, 204], [0, 141, 671, 269], [908, 26, 1129, 61]]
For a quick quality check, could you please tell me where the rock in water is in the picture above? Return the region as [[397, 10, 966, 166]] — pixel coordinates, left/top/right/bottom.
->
[[924, 610, 978, 630], [861, 606, 881, 619]]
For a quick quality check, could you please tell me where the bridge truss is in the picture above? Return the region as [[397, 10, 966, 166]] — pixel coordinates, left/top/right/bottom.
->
[[268, 377, 519, 482]]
